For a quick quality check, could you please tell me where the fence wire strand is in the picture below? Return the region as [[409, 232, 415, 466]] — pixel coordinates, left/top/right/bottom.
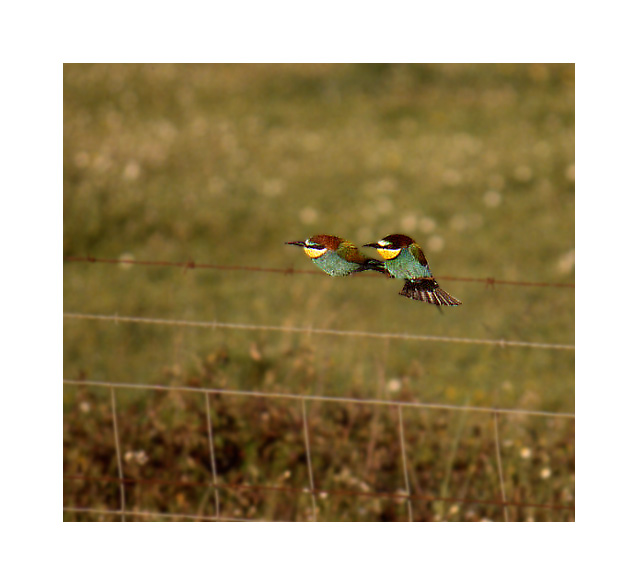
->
[[64, 474, 575, 513], [301, 400, 318, 521], [204, 392, 221, 519], [63, 506, 258, 522], [493, 413, 509, 522], [63, 379, 575, 419], [109, 387, 126, 522], [64, 312, 575, 351], [397, 406, 413, 522]]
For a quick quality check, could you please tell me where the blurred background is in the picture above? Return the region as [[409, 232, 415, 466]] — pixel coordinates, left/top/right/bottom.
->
[[64, 64, 574, 521]]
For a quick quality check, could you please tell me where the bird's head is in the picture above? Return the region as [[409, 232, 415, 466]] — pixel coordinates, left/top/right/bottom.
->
[[363, 234, 414, 260], [285, 234, 343, 258]]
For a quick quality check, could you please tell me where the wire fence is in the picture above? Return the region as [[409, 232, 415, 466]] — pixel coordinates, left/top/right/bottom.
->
[[64, 256, 575, 521], [63, 379, 575, 522]]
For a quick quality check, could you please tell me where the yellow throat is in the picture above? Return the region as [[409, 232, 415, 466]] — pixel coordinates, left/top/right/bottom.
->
[[303, 247, 327, 259], [377, 248, 401, 260]]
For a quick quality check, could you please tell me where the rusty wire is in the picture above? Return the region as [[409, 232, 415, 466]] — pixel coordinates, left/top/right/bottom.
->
[[64, 256, 575, 288]]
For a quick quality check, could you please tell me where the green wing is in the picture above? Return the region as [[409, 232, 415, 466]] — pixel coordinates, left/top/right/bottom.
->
[[409, 243, 434, 277], [338, 240, 369, 264]]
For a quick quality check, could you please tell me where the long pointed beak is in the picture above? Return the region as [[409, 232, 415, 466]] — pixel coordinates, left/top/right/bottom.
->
[[285, 241, 306, 247], [363, 242, 379, 249]]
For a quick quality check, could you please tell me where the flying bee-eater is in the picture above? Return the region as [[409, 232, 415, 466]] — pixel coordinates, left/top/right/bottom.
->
[[364, 234, 462, 306], [286, 234, 387, 277]]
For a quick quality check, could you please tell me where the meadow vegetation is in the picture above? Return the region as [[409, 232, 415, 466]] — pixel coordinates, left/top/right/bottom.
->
[[64, 64, 574, 521]]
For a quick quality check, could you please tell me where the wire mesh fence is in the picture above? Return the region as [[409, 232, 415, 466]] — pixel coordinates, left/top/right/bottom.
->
[[63, 258, 575, 522], [63, 366, 574, 521]]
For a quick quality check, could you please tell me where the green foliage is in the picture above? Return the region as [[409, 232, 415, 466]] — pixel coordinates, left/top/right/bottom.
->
[[64, 64, 574, 521]]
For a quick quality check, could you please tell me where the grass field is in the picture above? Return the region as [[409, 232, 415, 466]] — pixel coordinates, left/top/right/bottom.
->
[[63, 64, 574, 521]]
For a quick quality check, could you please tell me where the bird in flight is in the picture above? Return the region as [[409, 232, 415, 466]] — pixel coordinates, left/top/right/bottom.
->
[[364, 234, 461, 306]]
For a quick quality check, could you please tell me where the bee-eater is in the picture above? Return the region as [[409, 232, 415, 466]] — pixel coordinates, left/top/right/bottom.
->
[[286, 234, 387, 277], [364, 234, 462, 306]]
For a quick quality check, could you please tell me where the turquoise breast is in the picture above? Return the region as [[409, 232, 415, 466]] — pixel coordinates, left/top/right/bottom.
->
[[313, 252, 359, 276], [386, 248, 432, 280]]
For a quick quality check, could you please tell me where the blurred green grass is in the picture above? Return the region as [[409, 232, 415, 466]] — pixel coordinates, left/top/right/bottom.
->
[[63, 64, 574, 521]]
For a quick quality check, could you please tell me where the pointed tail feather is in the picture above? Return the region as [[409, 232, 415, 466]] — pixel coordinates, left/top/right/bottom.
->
[[399, 279, 462, 306]]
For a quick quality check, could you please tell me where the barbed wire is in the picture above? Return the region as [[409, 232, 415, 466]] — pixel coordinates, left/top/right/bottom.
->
[[63, 312, 575, 351], [63, 380, 575, 419], [64, 256, 575, 289]]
